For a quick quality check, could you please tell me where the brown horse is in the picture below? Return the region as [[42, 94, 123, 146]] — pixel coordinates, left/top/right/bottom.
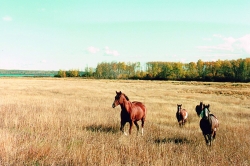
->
[[199, 104, 219, 146], [112, 91, 146, 136], [195, 101, 203, 116], [176, 104, 188, 127]]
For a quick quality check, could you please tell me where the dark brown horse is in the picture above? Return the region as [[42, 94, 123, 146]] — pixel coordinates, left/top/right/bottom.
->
[[195, 101, 203, 116], [112, 91, 146, 136], [199, 104, 219, 146], [176, 104, 188, 127]]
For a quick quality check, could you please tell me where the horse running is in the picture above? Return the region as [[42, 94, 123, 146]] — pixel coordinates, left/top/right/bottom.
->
[[199, 104, 219, 146], [176, 104, 188, 127], [195, 101, 203, 116], [112, 91, 146, 136]]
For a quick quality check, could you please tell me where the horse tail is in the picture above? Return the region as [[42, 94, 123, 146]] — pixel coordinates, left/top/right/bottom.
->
[[141, 103, 147, 119]]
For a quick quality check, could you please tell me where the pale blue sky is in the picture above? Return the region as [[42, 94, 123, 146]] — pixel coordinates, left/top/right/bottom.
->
[[1, 0, 250, 70]]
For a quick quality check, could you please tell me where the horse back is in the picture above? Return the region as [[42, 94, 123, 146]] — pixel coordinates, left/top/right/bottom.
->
[[131, 101, 146, 120]]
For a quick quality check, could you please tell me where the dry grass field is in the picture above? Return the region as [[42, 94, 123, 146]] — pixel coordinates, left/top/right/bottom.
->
[[0, 78, 249, 165]]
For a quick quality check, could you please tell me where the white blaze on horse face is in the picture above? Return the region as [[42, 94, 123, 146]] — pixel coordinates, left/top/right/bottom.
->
[[177, 105, 181, 113], [204, 108, 209, 117]]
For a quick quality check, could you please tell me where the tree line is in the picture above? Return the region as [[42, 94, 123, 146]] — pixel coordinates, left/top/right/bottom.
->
[[56, 58, 250, 82]]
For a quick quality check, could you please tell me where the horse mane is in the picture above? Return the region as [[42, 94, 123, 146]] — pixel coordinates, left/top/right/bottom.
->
[[116, 91, 130, 101], [123, 94, 130, 101]]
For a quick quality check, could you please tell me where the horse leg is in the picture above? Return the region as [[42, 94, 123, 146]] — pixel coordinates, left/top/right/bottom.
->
[[203, 134, 209, 145], [129, 121, 133, 135], [212, 130, 216, 141], [120, 120, 127, 136], [208, 134, 212, 146], [180, 120, 184, 127], [213, 126, 218, 140], [184, 118, 187, 125], [141, 119, 145, 136], [134, 121, 139, 135]]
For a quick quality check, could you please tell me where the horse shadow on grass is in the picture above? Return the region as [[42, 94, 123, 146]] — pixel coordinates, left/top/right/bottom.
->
[[154, 137, 193, 145], [85, 124, 120, 134]]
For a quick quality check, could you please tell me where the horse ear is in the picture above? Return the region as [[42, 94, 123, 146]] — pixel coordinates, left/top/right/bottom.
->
[[208, 104, 210, 108]]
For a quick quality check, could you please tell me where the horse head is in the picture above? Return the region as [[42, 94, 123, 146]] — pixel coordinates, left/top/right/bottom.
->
[[202, 104, 210, 120], [196, 101, 203, 116], [112, 91, 129, 108], [177, 104, 182, 113]]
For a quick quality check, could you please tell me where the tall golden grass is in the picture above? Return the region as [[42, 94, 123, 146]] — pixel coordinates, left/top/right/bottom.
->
[[0, 78, 249, 165]]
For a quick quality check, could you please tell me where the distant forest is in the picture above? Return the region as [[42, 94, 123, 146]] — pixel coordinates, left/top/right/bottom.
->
[[0, 70, 57, 77], [56, 58, 250, 82]]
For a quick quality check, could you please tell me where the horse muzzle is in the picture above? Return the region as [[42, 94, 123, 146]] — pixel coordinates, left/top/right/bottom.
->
[[112, 102, 116, 108]]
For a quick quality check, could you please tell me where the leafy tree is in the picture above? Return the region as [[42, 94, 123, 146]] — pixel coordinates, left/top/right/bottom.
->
[[56, 70, 66, 78], [67, 69, 79, 77], [231, 59, 241, 81], [171, 62, 184, 80], [84, 66, 94, 77], [221, 60, 234, 81], [84, 58, 250, 82], [185, 62, 198, 80], [197, 59, 204, 80]]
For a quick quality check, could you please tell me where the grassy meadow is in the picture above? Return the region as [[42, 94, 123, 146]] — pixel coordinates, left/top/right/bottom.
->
[[0, 78, 249, 165]]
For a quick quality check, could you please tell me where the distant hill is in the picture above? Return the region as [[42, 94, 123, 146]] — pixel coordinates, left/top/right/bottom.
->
[[0, 69, 58, 77]]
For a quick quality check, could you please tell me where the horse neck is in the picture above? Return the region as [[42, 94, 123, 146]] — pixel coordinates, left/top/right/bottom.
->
[[119, 96, 131, 112]]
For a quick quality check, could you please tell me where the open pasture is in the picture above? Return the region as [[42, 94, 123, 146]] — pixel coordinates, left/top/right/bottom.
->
[[0, 78, 249, 165]]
